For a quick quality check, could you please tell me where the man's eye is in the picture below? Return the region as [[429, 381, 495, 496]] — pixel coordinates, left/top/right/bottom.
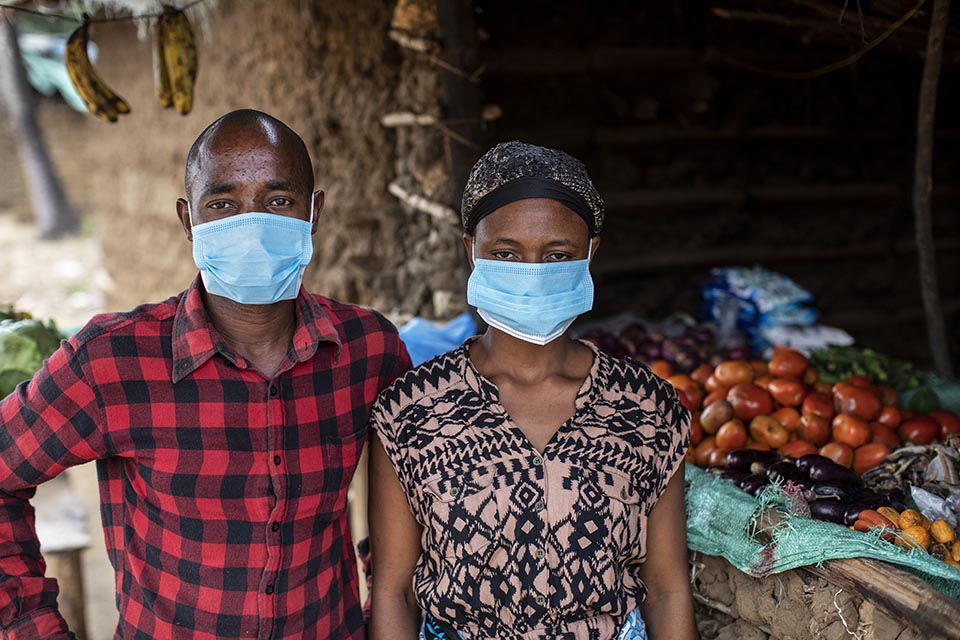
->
[[208, 201, 229, 209], [271, 197, 292, 206]]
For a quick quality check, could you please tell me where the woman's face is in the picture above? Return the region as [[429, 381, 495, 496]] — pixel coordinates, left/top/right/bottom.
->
[[465, 198, 599, 265]]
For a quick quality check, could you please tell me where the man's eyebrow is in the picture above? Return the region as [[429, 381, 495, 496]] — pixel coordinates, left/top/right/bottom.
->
[[265, 180, 296, 191], [492, 237, 522, 245], [202, 182, 237, 197]]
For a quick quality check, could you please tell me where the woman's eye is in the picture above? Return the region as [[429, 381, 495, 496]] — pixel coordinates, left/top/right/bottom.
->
[[491, 251, 516, 260], [546, 252, 570, 261]]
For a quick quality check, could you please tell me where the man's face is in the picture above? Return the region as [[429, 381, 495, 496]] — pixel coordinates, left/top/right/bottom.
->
[[176, 125, 322, 239]]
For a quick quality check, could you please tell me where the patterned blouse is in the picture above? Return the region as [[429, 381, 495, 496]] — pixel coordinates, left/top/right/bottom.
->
[[370, 340, 690, 639]]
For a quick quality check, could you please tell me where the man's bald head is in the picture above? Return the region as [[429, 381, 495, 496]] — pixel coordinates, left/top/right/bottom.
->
[[184, 109, 313, 203]]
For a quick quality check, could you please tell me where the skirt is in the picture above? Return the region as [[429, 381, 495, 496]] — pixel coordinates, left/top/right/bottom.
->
[[419, 610, 647, 640]]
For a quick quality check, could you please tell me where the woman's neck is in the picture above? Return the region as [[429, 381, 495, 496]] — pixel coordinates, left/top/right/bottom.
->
[[471, 328, 578, 385]]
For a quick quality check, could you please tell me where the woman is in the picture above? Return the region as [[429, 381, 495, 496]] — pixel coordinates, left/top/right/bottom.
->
[[368, 142, 696, 640]]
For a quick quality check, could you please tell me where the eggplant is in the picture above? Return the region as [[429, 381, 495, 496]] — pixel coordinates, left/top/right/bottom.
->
[[766, 461, 810, 485], [718, 470, 750, 486], [739, 474, 768, 497], [726, 448, 781, 473], [807, 458, 862, 486], [809, 499, 852, 524], [795, 454, 835, 476], [811, 484, 862, 502]]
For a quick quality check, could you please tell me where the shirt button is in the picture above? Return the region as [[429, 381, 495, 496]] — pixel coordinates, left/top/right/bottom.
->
[[535, 548, 545, 559], [621, 487, 630, 500], [449, 486, 460, 497], [271, 522, 280, 532], [532, 456, 543, 466], [535, 500, 546, 511], [270, 385, 278, 397], [273, 455, 282, 465], [535, 595, 546, 606], [265, 585, 274, 595]]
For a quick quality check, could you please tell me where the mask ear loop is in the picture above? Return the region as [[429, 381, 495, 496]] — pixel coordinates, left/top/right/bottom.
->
[[587, 237, 593, 261], [308, 192, 315, 225]]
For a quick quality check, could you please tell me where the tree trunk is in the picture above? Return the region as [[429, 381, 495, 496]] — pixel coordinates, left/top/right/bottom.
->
[[0, 16, 79, 239], [912, 0, 954, 379]]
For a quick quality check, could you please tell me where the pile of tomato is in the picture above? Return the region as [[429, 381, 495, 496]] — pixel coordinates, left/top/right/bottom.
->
[[654, 348, 960, 475]]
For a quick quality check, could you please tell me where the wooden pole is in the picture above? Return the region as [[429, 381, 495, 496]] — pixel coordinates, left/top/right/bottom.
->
[[912, 0, 954, 379], [435, 0, 483, 205], [0, 15, 79, 238]]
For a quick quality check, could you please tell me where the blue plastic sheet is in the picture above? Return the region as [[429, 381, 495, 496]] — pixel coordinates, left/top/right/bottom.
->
[[399, 313, 477, 366]]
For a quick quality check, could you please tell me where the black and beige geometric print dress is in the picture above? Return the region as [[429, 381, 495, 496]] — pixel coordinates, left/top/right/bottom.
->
[[369, 339, 691, 640]]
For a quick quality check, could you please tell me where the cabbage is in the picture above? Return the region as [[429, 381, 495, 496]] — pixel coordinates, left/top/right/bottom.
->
[[0, 319, 64, 398]]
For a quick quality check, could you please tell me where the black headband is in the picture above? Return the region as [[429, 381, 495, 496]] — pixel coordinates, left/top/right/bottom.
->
[[463, 176, 597, 236]]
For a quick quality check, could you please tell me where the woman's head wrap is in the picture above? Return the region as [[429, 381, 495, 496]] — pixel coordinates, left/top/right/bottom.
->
[[460, 141, 604, 236]]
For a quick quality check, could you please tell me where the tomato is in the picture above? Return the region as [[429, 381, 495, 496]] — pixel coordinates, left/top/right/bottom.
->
[[900, 409, 915, 420], [750, 361, 769, 377], [814, 381, 834, 395], [754, 376, 774, 390], [749, 415, 789, 449], [700, 400, 734, 434], [746, 440, 771, 451], [690, 413, 704, 446], [693, 436, 717, 467], [772, 407, 801, 433], [779, 440, 818, 459], [667, 375, 703, 408], [877, 405, 901, 429], [847, 374, 877, 392], [803, 367, 819, 385], [727, 383, 775, 421], [685, 446, 696, 464], [819, 441, 854, 468], [871, 424, 901, 449], [768, 378, 809, 407], [802, 392, 835, 420], [853, 443, 892, 475], [716, 419, 748, 451], [928, 410, 960, 440], [768, 349, 808, 378], [898, 417, 940, 445], [704, 374, 724, 393], [676, 388, 695, 412], [832, 413, 871, 448], [707, 447, 732, 468], [877, 385, 899, 406], [833, 382, 882, 422], [703, 388, 729, 408], [691, 364, 714, 387], [799, 414, 831, 446], [714, 361, 755, 387], [649, 360, 673, 379]]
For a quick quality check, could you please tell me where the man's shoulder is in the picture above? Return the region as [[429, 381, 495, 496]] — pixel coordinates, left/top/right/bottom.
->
[[69, 292, 183, 354], [309, 293, 401, 339]]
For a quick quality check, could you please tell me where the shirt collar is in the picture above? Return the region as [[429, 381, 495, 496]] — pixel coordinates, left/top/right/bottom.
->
[[171, 275, 342, 383]]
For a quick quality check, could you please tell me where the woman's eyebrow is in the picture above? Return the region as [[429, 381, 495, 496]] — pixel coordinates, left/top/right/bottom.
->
[[543, 239, 577, 248]]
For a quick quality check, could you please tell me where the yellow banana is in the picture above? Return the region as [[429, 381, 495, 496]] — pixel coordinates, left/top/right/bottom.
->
[[159, 6, 198, 115], [64, 18, 129, 122], [152, 19, 173, 109]]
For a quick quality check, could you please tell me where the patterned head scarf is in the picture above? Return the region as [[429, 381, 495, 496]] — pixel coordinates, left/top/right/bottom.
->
[[460, 141, 604, 236]]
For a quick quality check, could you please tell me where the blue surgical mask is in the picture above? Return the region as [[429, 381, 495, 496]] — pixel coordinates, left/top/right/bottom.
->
[[467, 242, 594, 345], [189, 195, 314, 305]]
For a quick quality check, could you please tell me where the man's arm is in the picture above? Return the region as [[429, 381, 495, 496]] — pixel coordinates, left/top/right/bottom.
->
[[637, 464, 699, 640], [367, 432, 422, 640], [0, 338, 108, 639]]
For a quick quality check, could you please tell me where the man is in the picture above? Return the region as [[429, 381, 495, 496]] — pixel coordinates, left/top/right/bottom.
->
[[0, 110, 410, 639]]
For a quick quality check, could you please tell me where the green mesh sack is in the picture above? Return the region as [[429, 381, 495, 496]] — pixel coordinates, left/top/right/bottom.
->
[[684, 465, 960, 599]]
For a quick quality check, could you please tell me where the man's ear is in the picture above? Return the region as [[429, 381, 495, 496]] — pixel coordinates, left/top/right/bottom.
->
[[311, 190, 325, 234], [176, 198, 193, 241], [462, 234, 474, 268]]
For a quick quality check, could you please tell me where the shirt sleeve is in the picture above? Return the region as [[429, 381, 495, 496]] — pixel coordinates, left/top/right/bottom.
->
[[650, 381, 691, 507], [0, 336, 108, 637]]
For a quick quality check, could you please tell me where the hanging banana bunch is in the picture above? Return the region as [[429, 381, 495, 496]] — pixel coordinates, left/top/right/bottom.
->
[[64, 17, 131, 123], [155, 5, 198, 115]]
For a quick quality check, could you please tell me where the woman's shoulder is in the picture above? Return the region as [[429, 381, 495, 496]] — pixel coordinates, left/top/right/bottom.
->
[[592, 347, 681, 408], [372, 343, 471, 419]]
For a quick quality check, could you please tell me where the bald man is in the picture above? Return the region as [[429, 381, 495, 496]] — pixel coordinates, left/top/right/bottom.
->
[[0, 110, 410, 640]]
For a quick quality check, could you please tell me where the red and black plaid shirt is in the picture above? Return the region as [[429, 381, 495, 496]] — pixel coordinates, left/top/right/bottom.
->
[[0, 277, 410, 640]]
